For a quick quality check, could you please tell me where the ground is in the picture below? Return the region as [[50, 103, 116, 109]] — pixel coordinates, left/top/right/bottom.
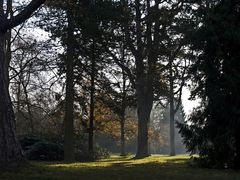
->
[[0, 155, 240, 180]]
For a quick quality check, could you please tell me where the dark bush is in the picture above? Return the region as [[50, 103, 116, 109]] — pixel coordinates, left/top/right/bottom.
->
[[19, 135, 110, 162], [25, 141, 64, 161], [19, 135, 43, 151]]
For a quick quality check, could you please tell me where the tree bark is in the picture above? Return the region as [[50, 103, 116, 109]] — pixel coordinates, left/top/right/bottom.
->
[[63, 8, 75, 163], [0, 0, 45, 167], [120, 119, 125, 156], [120, 75, 126, 156], [0, 31, 23, 168], [136, 101, 152, 158], [120, 47, 126, 156], [120, 107, 126, 156], [88, 39, 95, 154], [135, 75, 153, 158]]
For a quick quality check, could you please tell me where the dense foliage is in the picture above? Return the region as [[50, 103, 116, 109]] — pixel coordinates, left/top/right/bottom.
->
[[179, 0, 240, 168]]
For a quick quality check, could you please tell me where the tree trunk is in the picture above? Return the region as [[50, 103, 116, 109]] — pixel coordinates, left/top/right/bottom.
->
[[0, 0, 46, 167], [169, 61, 175, 156], [135, 76, 153, 158], [0, 32, 23, 168], [120, 115, 125, 156], [88, 39, 95, 154], [169, 96, 175, 156], [134, 0, 155, 158], [120, 63, 126, 156], [63, 8, 75, 163], [136, 102, 152, 158]]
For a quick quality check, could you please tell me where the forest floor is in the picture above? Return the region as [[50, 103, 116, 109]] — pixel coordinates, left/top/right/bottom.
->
[[0, 155, 240, 180]]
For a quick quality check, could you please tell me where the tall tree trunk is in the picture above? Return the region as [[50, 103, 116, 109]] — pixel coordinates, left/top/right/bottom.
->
[[169, 102, 175, 156], [0, 31, 24, 168], [120, 47, 126, 156], [0, 0, 46, 167], [0, 0, 23, 168], [120, 119, 125, 156], [169, 60, 175, 156], [64, 8, 75, 163], [120, 75, 126, 156], [135, 75, 153, 158], [89, 39, 95, 154], [134, 0, 155, 158], [136, 98, 152, 158]]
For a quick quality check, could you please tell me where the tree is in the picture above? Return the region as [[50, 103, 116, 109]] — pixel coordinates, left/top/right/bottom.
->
[[152, 102, 186, 154], [122, 0, 157, 158], [0, 0, 46, 167], [165, 28, 190, 156], [10, 34, 50, 134], [104, 0, 186, 158], [98, 64, 136, 155], [93, 98, 138, 153], [179, 0, 240, 168], [69, 0, 118, 154], [42, 0, 82, 162], [63, 6, 75, 162], [148, 1, 191, 156]]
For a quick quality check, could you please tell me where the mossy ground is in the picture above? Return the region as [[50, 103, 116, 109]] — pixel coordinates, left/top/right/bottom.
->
[[0, 155, 240, 180]]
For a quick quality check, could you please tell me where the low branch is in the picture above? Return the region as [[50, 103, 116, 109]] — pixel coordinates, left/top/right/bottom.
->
[[4, 0, 46, 31]]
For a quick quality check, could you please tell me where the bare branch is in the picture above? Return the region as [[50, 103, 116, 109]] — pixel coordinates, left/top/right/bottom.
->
[[106, 48, 136, 87]]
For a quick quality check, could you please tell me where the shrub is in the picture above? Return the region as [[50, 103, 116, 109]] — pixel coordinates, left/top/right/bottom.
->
[[25, 141, 64, 161], [19, 135, 43, 151], [75, 146, 110, 161]]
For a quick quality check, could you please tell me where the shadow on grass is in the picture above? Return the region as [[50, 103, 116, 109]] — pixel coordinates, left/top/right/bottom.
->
[[1, 156, 240, 180]]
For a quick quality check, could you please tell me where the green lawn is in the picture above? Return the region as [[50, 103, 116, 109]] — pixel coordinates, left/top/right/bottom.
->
[[0, 155, 240, 180]]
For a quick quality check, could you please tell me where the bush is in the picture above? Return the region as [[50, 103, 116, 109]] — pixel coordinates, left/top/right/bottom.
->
[[75, 146, 110, 161], [19, 135, 43, 151], [25, 141, 64, 161], [19, 135, 110, 162]]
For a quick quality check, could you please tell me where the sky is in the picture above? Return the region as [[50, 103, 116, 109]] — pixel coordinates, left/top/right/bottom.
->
[[182, 87, 200, 116]]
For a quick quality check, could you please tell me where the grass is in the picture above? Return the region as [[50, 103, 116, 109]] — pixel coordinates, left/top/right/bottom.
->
[[0, 155, 240, 180]]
